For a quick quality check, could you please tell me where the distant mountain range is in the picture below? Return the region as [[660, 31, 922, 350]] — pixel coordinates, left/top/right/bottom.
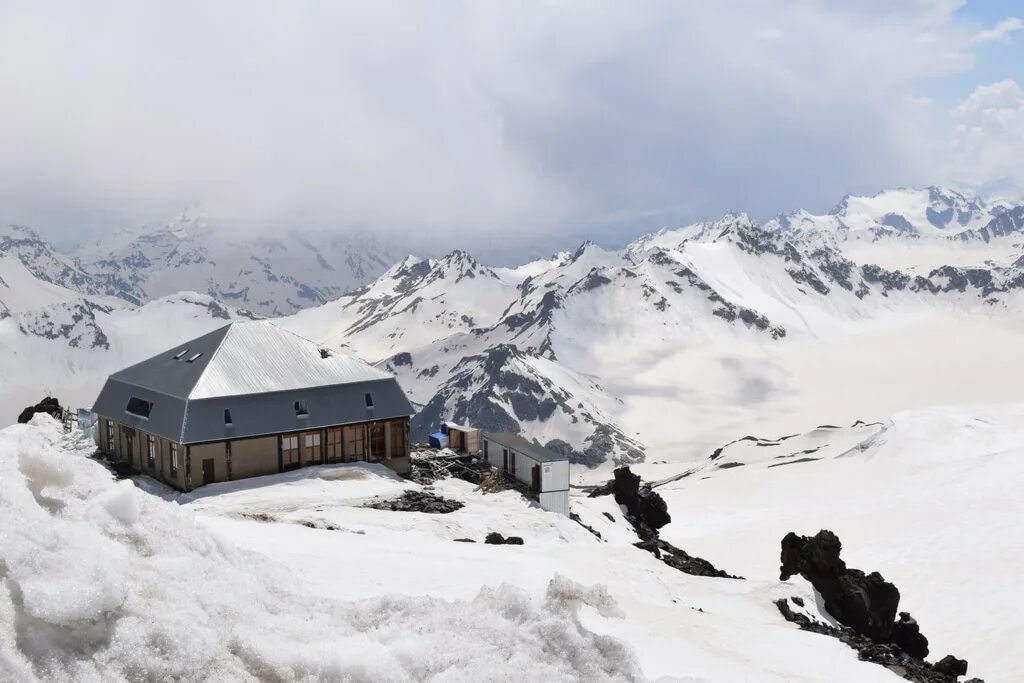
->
[[3, 185, 1024, 467]]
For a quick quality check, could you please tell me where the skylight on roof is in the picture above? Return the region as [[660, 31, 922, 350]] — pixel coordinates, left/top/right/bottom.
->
[[186, 352, 203, 363], [173, 349, 189, 360]]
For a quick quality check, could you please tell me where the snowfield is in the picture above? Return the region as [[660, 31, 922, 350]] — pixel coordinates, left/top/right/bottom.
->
[[0, 415, 957, 683], [654, 405, 1024, 682]]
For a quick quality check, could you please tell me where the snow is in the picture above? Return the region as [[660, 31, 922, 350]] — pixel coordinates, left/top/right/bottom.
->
[[656, 405, 1024, 682], [188, 320, 391, 399], [0, 417, 930, 682], [0, 417, 644, 682]]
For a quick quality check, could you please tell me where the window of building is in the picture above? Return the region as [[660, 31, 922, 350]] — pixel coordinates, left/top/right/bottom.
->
[[369, 423, 386, 460], [389, 420, 406, 458], [305, 432, 320, 448], [186, 352, 203, 363], [364, 393, 374, 408], [224, 409, 233, 426], [173, 348, 189, 360], [294, 400, 309, 417], [170, 443, 178, 478], [125, 396, 153, 419], [106, 420, 115, 451], [147, 435, 156, 468], [343, 426, 364, 461]]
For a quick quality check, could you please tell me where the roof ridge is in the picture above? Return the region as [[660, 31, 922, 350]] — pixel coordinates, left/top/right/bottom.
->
[[187, 322, 237, 399]]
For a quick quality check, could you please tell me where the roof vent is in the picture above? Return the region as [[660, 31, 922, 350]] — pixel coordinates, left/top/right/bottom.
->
[[186, 352, 203, 363], [173, 349, 189, 360]]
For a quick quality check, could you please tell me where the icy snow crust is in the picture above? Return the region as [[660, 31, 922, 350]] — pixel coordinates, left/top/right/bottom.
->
[[0, 417, 639, 682]]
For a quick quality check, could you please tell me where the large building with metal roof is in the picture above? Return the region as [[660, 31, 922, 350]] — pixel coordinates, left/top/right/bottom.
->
[[93, 320, 415, 490]]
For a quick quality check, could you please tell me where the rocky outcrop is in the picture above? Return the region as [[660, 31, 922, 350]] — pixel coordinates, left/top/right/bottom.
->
[[779, 530, 979, 682], [17, 396, 63, 424], [364, 490, 464, 514], [775, 597, 982, 683], [780, 529, 903, 643], [591, 467, 740, 579]]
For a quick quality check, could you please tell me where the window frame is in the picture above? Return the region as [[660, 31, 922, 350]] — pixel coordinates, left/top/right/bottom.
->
[[147, 434, 156, 468], [170, 443, 178, 478]]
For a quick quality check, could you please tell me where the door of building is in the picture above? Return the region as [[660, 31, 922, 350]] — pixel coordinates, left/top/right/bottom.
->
[[302, 431, 322, 466], [532, 465, 541, 492], [202, 458, 215, 485]]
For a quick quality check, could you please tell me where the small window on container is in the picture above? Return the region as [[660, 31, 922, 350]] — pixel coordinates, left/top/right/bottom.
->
[[364, 393, 374, 408], [294, 400, 309, 417], [224, 409, 233, 426]]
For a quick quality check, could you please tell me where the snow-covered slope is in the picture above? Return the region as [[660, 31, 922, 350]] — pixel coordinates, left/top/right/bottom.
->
[[4, 414, 993, 682], [651, 405, 1024, 682], [71, 211, 404, 316]]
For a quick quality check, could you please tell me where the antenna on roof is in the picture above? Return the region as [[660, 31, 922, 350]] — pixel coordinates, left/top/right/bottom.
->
[[319, 348, 331, 359]]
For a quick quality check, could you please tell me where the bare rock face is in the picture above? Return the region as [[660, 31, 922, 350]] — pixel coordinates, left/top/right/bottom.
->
[[607, 466, 671, 530], [18, 396, 63, 424], [780, 530, 903, 644]]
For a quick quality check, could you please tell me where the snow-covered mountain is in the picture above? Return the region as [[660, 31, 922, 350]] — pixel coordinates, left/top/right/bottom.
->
[[70, 211, 405, 316], [5, 185, 1024, 471], [0, 251, 257, 420], [281, 189, 1024, 469]]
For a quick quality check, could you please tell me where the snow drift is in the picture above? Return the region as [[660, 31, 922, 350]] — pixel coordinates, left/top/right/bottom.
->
[[0, 416, 640, 682]]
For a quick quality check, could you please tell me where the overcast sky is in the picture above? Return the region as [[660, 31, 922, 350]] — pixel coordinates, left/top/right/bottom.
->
[[1, 1, 1022, 255]]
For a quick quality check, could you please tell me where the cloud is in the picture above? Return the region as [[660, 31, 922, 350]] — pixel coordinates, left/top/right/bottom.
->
[[0, 1, 1006, 253], [947, 79, 1024, 186], [971, 17, 1024, 44]]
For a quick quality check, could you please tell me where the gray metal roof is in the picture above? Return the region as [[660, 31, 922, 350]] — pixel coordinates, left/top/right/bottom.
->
[[483, 432, 568, 463], [93, 321, 414, 444]]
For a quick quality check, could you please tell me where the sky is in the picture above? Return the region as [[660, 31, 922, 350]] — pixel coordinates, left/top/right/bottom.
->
[[0, 1, 1022, 257]]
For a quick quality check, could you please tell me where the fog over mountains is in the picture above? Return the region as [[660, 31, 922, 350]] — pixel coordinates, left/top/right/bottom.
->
[[3, 185, 1024, 467]]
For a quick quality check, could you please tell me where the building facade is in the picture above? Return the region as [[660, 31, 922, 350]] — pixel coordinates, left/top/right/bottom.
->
[[482, 432, 570, 516], [93, 321, 414, 491]]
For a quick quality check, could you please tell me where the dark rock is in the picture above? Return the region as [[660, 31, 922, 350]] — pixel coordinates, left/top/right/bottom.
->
[[892, 612, 929, 660], [18, 396, 63, 424], [591, 466, 739, 579], [931, 655, 968, 678], [775, 598, 978, 683], [364, 490, 464, 514], [780, 530, 902, 643], [484, 532, 524, 546]]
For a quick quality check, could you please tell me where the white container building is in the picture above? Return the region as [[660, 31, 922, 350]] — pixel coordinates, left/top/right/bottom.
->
[[482, 432, 570, 516]]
